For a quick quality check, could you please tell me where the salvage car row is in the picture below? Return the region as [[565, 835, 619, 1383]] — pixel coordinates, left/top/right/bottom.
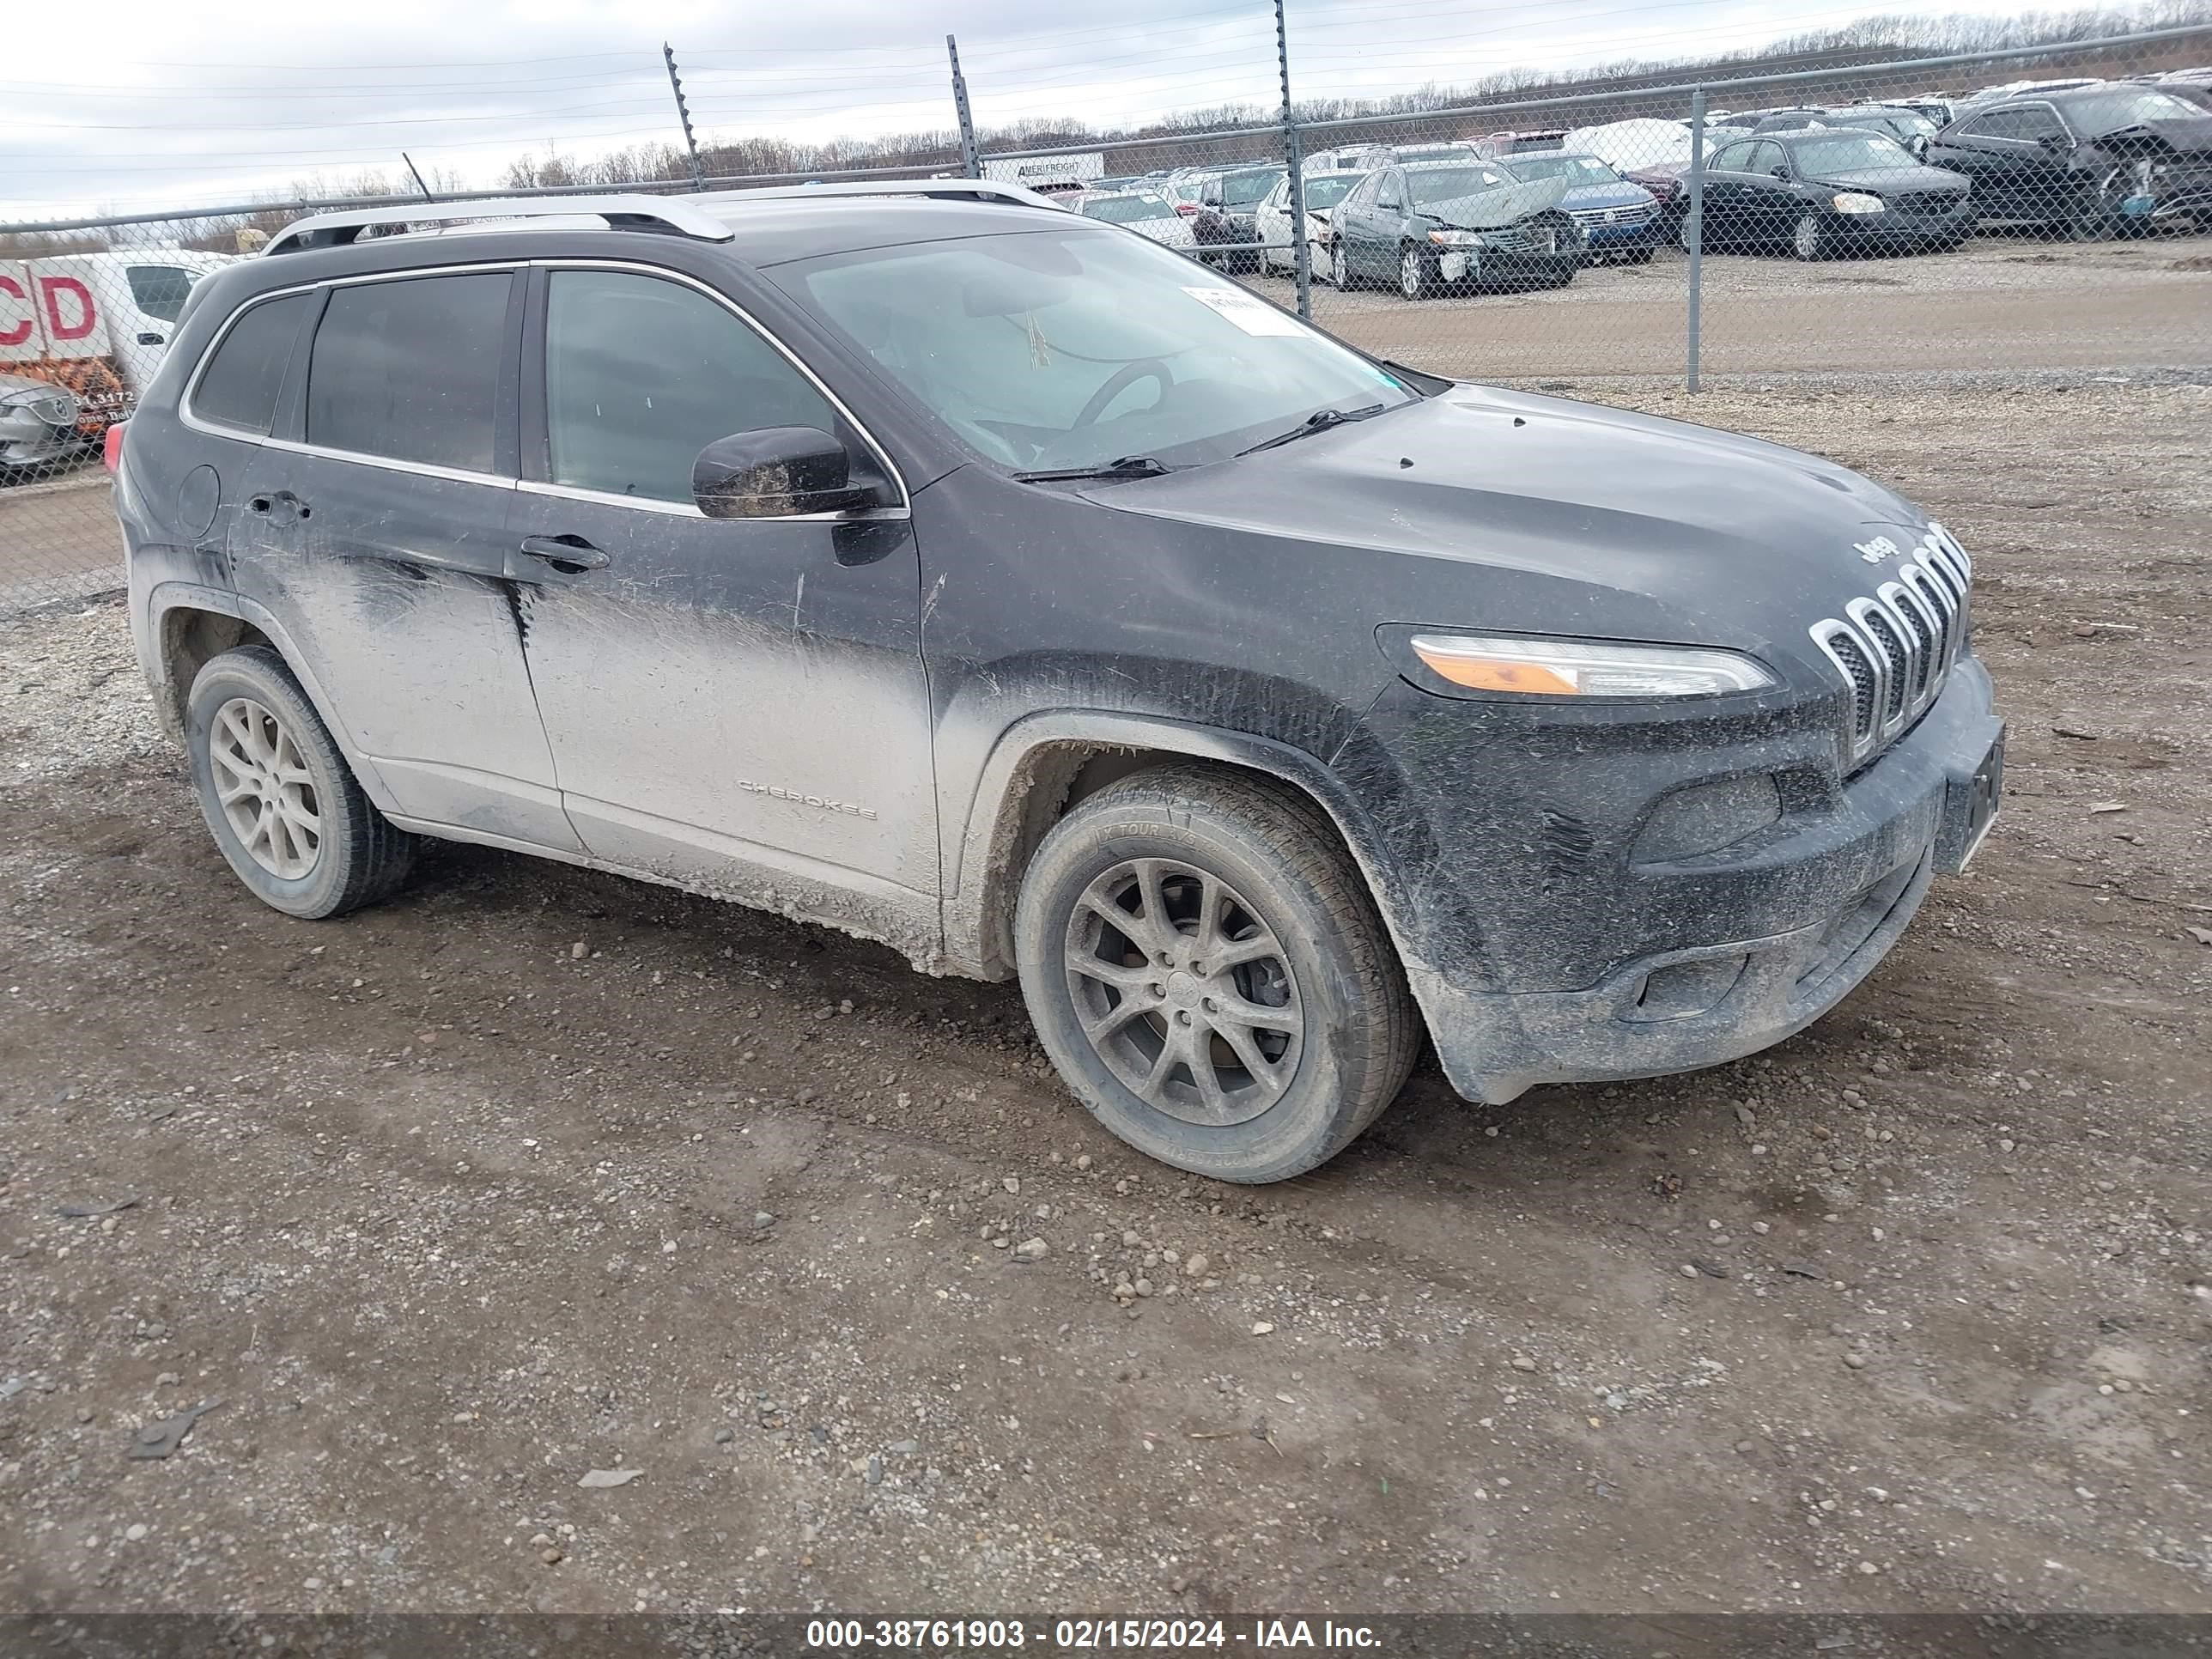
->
[[1038, 71, 2212, 300]]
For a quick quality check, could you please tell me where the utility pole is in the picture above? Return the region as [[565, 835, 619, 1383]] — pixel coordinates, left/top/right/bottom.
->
[[1274, 0, 1312, 320], [664, 42, 706, 191], [947, 34, 981, 179]]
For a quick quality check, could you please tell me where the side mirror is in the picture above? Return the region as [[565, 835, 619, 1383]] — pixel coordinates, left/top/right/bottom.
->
[[2039, 133, 2070, 155], [693, 427, 877, 520], [1769, 165, 1790, 180]]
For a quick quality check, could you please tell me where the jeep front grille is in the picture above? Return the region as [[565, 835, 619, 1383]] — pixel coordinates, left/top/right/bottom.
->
[[1809, 525, 1972, 768]]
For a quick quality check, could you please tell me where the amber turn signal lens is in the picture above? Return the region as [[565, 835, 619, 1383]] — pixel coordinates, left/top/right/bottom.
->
[[1411, 646, 1577, 696]]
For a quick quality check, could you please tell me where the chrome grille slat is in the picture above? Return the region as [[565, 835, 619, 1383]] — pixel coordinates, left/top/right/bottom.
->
[[1810, 524, 1972, 768]]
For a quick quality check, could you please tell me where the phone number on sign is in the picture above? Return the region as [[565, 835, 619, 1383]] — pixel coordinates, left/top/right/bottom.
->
[[803, 1619, 1231, 1650]]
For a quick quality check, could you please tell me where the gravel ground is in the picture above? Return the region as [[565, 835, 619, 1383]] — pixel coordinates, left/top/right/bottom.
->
[[1, 379, 2208, 1620]]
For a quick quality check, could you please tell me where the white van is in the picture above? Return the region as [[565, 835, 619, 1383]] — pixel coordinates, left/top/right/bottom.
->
[[0, 249, 235, 410]]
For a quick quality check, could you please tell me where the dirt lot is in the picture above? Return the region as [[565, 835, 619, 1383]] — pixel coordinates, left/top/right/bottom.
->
[[1278, 232, 2212, 378], [3, 371, 2210, 1621]]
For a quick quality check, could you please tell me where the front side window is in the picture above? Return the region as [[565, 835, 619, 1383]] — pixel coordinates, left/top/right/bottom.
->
[[787, 225, 1416, 475], [306, 271, 510, 472], [127, 265, 197, 324], [544, 268, 835, 506], [191, 291, 313, 435]]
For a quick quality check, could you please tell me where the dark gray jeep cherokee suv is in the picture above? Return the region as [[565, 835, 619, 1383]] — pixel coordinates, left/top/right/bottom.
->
[[113, 181, 2003, 1182]]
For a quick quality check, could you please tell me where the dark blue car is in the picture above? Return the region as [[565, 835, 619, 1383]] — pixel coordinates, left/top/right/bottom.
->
[[1495, 150, 1662, 262]]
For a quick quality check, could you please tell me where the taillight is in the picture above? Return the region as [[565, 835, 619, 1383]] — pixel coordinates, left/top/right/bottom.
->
[[104, 420, 128, 472], [1175, 202, 1199, 215]]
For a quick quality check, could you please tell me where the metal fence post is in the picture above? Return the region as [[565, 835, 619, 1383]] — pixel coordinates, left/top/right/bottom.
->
[[1686, 86, 1706, 393], [947, 35, 982, 180], [1274, 0, 1313, 319], [663, 44, 706, 191]]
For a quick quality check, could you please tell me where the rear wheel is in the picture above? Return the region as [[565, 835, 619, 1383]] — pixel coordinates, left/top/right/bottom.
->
[[1014, 766, 1419, 1182], [185, 645, 416, 919]]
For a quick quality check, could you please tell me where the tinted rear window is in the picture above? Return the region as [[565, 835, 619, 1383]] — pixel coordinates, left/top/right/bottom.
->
[[306, 272, 510, 473], [191, 292, 313, 436]]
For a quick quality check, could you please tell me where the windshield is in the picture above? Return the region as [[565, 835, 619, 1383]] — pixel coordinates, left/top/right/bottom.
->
[[1500, 154, 1620, 186], [1083, 191, 1176, 223], [786, 226, 1416, 472], [1850, 109, 1937, 138], [1224, 170, 1282, 205], [1792, 134, 1917, 172], [1405, 163, 1514, 204], [1297, 175, 1361, 209], [2063, 88, 2203, 131]]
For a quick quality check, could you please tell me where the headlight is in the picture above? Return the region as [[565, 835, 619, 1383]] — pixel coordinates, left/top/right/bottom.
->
[[1407, 634, 1778, 699], [1831, 191, 1885, 214], [1427, 229, 1481, 246]]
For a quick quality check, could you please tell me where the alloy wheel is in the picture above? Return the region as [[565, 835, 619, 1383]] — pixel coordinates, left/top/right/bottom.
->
[[1794, 212, 1826, 260], [1062, 856, 1302, 1127], [1332, 243, 1349, 289], [210, 696, 322, 878], [1400, 248, 1424, 299]]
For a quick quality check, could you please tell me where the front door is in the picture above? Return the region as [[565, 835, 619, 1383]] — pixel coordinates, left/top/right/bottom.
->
[[226, 266, 580, 852], [505, 263, 939, 956]]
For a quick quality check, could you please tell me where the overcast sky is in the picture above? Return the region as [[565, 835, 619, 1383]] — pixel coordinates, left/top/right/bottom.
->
[[5, 0, 2050, 221]]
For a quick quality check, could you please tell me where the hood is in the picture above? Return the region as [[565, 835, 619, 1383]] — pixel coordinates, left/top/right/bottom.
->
[[1808, 161, 1969, 192], [2092, 115, 2212, 156], [1417, 174, 1571, 228], [1558, 179, 1658, 210], [1081, 385, 1937, 654]]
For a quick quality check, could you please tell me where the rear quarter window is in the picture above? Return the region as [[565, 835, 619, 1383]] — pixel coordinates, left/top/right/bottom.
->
[[190, 292, 314, 436]]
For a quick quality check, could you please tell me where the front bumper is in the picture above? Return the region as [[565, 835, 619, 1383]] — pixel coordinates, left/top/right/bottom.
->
[[1437, 245, 1583, 283], [1829, 204, 1972, 245], [1380, 656, 2003, 1104]]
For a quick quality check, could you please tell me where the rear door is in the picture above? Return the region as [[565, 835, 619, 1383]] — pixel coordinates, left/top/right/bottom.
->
[[504, 262, 939, 950], [224, 266, 578, 851]]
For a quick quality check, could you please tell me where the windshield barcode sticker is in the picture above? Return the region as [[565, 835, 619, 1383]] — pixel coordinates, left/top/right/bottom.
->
[[1181, 285, 1307, 336]]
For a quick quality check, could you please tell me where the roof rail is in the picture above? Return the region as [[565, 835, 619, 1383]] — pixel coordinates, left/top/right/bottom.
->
[[715, 178, 1062, 210], [261, 194, 736, 256]]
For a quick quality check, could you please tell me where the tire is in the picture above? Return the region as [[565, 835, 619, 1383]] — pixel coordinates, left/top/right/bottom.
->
[[185, 644, 417, 920], [1398, 245, 1434, 301], [1791, 210, 1832, 261], [1331, 241, 1352, 290], [1014, 764, 1420, 1183]]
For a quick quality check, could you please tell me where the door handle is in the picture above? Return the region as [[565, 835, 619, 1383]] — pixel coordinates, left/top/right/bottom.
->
[[517, 535, 610, 574]]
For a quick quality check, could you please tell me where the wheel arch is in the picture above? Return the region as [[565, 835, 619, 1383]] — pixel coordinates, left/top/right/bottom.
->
[[944, 711, 1425, 989], [143, 582, 403, 814]]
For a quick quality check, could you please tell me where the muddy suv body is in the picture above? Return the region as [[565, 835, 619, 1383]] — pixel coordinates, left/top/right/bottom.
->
[[113, 183, 2003, 1181]]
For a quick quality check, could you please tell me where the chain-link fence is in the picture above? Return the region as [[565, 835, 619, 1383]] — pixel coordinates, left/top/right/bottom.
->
[[3, 23, 2209, 610]]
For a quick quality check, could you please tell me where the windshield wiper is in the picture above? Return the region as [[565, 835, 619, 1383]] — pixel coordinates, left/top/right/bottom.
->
[[1014, 456, 1175, 483], [1237, 402, 1389, 458]]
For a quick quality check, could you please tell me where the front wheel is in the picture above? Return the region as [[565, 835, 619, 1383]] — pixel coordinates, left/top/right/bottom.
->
[[1014, 766, 1419, 1182], [1792, 210, 1832, 261], [1399, 245, 1434, 301], [1331, 241, 1352, 290], [185, 645, 417, 919]]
